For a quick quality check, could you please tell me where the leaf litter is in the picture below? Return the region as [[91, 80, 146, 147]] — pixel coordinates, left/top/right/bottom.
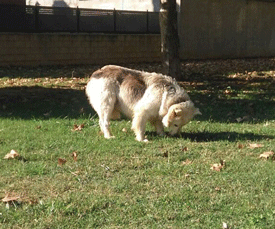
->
[[2, 193, 20, 203], [4, 150, 27, 161], [211, 160, 226, 172], [248, 143, 264, 149], [4, 149, 20, 159], [58, 158, 67, 166], [238, 143, 245, 149], [259, 151, 274, 159], [182, 159, 192, 166], [2, 192, 38, 208], [72, 151, 78, 162], [72, 124, 85, 131]]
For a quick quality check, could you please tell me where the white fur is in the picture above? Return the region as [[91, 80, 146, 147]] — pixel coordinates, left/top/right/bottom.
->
[[86, 65, 201, 142]]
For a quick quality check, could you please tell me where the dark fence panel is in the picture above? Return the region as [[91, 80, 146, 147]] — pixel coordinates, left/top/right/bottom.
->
[[148, 12, 160, 33], [25, 7, 36, 31], [0, 4, 32, 32], [38, 6, 77, 32], [116, 11, 147, 33], [79, 9, 114, 32], [0, 4, 160, 34]]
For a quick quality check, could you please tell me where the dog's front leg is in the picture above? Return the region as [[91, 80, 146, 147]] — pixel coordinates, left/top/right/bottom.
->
[[150, 119, 165, 136], [132, 112, 148, 142]]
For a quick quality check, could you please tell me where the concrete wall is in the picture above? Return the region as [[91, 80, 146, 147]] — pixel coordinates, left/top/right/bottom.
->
[[2, 0, 275, 66], [0, 33, 161, 66], [179, 0, 275, 59]]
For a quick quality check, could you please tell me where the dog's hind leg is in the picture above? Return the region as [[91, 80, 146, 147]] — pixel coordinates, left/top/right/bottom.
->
[[97, 94, 117, 139], [86, 78, 118, 139], [98, 106, 116, 139], [99, 114, 113, 139]]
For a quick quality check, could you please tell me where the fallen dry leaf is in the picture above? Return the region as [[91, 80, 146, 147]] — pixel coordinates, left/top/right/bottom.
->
[[72, 152, 78, 162], [4, 150, 19, 159], [259, 151, 274, 159], [211, 163, 223, 172], [249, 143, 263, 149], [58, 158, 67, 166], [72, 124, 85, 131], [211, 160, 225, 172], [215, 187, 221, 191], [2, 193, 20, 203], [182, 147, 188, 152], [238, 143, 244, 149], [182, 159, 192, 165], [2, 193, 37, 207]]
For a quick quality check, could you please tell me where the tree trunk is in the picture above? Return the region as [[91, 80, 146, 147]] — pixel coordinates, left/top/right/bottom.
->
[[159, 0, 181, 80]]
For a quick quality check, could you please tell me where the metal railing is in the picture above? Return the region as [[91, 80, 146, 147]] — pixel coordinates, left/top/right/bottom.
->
[[0, 4, 160, 33]]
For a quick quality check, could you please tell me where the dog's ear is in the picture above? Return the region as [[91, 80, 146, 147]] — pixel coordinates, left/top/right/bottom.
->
[[174, 108, 184, 117], [166, 108, 179, 125], [194, 108, 202, 116]]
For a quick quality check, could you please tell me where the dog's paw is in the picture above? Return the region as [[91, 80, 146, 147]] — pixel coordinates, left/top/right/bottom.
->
[[105, 135, 115, 139], [136, 137, 149, 143]]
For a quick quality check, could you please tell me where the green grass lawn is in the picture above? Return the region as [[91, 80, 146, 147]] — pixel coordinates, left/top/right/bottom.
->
[[0, 60, 275, 228]]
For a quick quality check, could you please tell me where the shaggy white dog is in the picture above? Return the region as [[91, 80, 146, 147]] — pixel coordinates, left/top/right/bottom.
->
[[86, 65, 201, 142]]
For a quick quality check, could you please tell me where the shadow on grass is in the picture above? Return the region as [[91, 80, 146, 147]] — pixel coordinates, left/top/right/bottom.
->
[[0, 86, 95, 119], [0, 84, 274, 125], [146, 131, 274, 142], [192, 93, 275, 123], [179, 131, 274, 142], [184, 74, 275, 123]]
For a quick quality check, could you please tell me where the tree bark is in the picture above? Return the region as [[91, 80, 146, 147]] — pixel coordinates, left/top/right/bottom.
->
[[159, 0, 181, 80]]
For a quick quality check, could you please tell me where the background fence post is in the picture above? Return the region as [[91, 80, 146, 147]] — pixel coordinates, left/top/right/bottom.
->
[[147, 10, 149, 33], [114, 8, 116, 33], [34, 4, 39, 32], [76, 7, 80, 33]]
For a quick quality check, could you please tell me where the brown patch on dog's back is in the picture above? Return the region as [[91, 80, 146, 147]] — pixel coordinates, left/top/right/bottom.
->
[[121, 73, 146, 101], [151, 76, 174, 89], [90, 66, 125, 80], [91, 65, 147, 101], [89, 68, 105, 79]]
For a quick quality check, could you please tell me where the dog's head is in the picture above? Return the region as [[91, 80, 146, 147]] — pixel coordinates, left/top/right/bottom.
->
[[162, 100, 201, 136]]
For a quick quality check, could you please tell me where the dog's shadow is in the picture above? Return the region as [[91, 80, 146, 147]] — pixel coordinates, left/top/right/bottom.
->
[[146, 131, 273, 142]]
